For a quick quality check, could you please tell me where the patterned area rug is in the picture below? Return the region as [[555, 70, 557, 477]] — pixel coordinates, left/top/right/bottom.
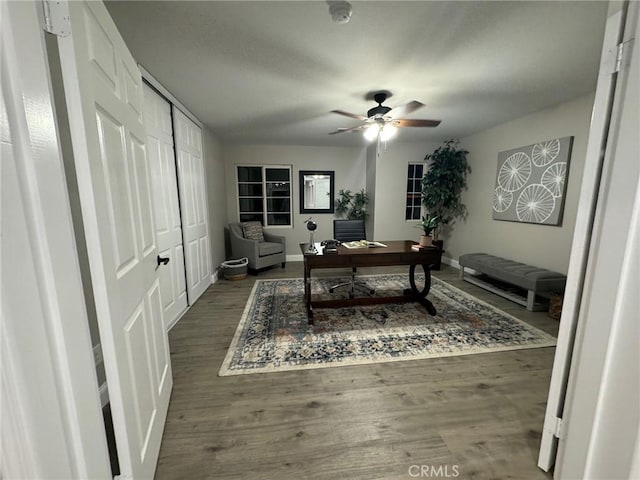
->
[[219, 274, 556, 376]]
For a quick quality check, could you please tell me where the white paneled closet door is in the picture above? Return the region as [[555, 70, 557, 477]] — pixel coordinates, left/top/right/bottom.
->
[[57, 1, 172, 477], [173, 108, 211, 302], [143, 84, 188, 329]]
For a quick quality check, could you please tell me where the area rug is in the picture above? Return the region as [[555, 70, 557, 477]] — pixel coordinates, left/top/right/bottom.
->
[[218, 274, 556, 376]]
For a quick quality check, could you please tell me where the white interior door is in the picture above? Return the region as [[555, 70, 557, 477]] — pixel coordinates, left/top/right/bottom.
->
[[58, 1, 172, 477], [552, 3, 639, 478], [173, 108, 211, 302], [537, 1, 629, 472], [143, 84, 188, 329]]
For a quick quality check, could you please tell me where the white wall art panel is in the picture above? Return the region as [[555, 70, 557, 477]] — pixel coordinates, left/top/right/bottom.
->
[[493, 136, 573, 225]]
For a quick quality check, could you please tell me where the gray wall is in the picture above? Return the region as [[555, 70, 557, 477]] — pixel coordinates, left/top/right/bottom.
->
[[365, 143, 377, 239], [222, 144, 366, 255], [374, 140, 442, 242], [219, 94, 594, 272], [202, 127, 227, 273], [446, 93, 595, 274]]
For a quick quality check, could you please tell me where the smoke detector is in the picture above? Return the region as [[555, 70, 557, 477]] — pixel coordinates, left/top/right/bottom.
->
[[328, 1, 352, 24]]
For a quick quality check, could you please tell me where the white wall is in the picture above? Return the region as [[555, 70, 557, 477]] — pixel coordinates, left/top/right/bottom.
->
[[446, 93, 595, 273], [222, 144, 366, 255], [202, 127, 227, 273], [374, 140, 442, 241], [365, 143, 377, 239]]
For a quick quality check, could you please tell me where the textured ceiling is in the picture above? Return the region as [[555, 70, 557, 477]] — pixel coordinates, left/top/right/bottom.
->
[[105, 1, 608, 146]]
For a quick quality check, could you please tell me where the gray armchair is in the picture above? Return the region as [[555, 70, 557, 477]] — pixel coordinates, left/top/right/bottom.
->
[[228, 222, 286, 272]]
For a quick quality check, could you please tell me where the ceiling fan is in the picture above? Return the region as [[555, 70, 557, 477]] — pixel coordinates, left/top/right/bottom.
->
[[329, 92, 441, 140]]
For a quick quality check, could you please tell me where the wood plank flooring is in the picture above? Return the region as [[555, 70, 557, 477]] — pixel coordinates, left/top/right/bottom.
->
[[155, 264, 558, 480]]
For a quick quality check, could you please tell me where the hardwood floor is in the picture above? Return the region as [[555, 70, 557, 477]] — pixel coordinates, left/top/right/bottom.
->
[[155, 263, 558, 480]]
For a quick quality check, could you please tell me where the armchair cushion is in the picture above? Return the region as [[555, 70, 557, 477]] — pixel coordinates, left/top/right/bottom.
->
[[242, 221, 264, 242], [259, 242, 283, 256]]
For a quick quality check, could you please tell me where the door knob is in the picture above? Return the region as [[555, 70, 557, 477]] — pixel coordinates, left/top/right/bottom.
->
[[157, 255, 170, 267]]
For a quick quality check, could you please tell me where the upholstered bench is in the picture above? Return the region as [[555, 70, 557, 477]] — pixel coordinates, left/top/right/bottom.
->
[[458, 253, 567, 311]]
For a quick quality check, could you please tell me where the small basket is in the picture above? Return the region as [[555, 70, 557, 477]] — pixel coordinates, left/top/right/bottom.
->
[[221, 257, 248, 281], [548, 292, 564, 320]]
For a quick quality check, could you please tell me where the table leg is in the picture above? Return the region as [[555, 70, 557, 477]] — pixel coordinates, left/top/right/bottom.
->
[[304, 263, 314, 324], [407, 263, 437, 316]]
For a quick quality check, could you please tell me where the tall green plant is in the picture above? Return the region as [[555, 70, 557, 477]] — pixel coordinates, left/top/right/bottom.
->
[[334, 188, 369, 220], [421, 140, 470, 240]]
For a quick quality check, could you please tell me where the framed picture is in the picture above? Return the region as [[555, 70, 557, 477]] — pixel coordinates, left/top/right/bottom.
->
[[299, 170, 335, 214], [492, 136, 573, 225]]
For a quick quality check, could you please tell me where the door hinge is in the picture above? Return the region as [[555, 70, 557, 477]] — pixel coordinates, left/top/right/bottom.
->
[[605, 41, 633, 75], [614, 42, 625, 73], [41, 0, 71, 37], [616, 39, 634, 73], [553, 416, 565, 439]]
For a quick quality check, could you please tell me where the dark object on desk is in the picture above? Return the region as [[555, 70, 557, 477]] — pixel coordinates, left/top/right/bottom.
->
[[321, 239, 339, 253]]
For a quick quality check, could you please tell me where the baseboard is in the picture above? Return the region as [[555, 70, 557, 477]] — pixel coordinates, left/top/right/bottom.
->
[[287, 254, 303, 262], [99, 382, 109, 408], [442, 256, 458, 269], [446, 257, 482, 276], [167, 307, 186, 331], [211, 269, 220, 284], [169, 268, 217, 332]]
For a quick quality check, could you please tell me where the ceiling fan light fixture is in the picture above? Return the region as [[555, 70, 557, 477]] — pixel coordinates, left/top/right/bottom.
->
[[330, 91, 440, 138], [380, 124, 398, 142], [363, 123, 380, 141]]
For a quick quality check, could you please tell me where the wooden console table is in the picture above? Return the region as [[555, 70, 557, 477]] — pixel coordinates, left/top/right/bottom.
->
[[300, 240, 440, 324]]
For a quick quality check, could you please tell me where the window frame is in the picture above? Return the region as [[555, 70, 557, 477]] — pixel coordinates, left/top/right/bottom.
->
[[405, 162, 425, 221], [236, 165, 293, 227]]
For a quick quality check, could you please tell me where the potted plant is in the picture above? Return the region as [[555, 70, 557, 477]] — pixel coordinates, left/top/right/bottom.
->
[[421, 139, 471, 242], [416, 214, 438, 246], [335, 188, 369, 220]]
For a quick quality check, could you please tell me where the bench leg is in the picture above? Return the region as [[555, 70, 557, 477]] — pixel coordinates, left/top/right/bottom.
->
[[459, 265, 465, 280], [526, 290, 536, 311]]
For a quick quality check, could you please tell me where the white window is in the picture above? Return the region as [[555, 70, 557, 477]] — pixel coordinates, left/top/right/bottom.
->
[[237, 165, 292, 226], [405, 163, 424, 220]]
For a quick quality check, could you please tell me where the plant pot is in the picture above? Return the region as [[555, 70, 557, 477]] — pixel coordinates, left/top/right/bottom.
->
[[419, 235, 433, 247]]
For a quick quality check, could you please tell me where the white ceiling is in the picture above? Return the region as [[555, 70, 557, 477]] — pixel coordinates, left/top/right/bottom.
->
[[105, 1, 608, 147]]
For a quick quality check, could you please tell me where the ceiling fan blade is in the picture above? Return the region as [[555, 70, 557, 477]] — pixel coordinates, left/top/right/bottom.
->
[[329, 125, 367, 135], [386, 100, 424, 119], [395, 118, 441, 128], [331, 110, 368, 121]]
